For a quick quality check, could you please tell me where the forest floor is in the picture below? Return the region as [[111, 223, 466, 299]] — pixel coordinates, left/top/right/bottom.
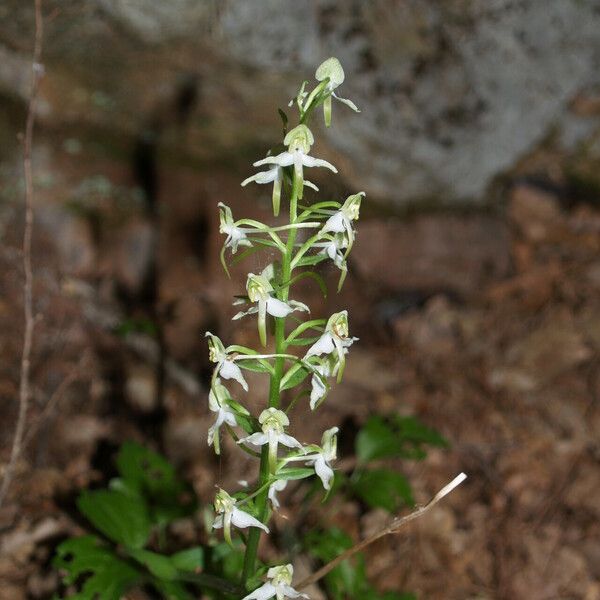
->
[[1, 140, 599, 599]]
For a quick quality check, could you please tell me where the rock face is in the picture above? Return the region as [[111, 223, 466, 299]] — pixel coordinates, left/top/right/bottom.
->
[[1, 0, 600, 206]]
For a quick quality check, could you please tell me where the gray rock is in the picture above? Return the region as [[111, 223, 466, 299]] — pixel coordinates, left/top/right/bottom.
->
[[2, 0, 599, 207]]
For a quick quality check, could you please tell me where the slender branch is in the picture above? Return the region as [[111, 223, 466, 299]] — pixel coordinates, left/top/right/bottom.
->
[[0, 0, 44, 510], [297, 472, 467, 590]]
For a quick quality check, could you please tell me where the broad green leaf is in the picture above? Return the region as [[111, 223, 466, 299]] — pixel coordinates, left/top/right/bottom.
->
[[305, 528, 368, 600], [356, 415, 447, 463], [53, 535, 141, 600], [170, 547, 205, 572], [115, 441, 194, 525], [116, 441, 183, 498], [77, 490, 151, 549], [352, 469, 414, 512], [150, 579, 194, 600], [129, 548, 178, 581]]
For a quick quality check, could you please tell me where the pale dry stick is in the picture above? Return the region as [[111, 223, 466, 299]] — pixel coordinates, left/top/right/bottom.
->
[[0, 0, 44, 509], [297, 472, 467, 591]]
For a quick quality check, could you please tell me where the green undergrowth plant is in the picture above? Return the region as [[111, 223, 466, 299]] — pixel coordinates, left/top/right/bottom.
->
[[54, 57, 459, 600]]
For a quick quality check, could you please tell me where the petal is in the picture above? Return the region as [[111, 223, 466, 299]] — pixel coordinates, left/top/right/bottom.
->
[[277, 433, 303, 449], [332, 91, 360, 112], [220, 360, 249, 391], [287, 300, 310, 313], [281, 585, 309, 599], [313, 454, 334, 490], [322, 212, 345, 233], [254, 152, 294, 168], [242, 583, 277, 600], [231, 507, 270, 532], [232, 306, 259, 320], [304, 180, 319, 191], [239, 432, 268, 447], [242, 168, 278, 186], [266, 297, 295, 318], [212, 515, 224, 529], [301, 155, 338, 172], [305, 333, 335, 358], [310, 373, 328, 410]]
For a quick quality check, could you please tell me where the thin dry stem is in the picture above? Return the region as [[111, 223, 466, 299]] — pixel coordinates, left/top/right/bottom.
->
[[0, 0, 44, 509], [297, 472, 467, 590]]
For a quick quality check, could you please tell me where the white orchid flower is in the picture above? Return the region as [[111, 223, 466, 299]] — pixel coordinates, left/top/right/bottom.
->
[[321, 192, 364, 255], [312, 231, 350, 291], [233, 273, 309, 347], [213, 488, 269, 545], [305, 311, 357, 381], [303, 427, 338, 491], [238, 408, 303, 472], [268, 479, 288, 510], [218, 202, 252, 254], [252, 125, 336, 199], [207, 379, 239, 455], [242, 164, 284, 216], [315, 57, 360, 127], [241, 164, 319, 217], [242, 564, 308, 600], [309, 361, 331, 410], [206, 332, 248, 391]]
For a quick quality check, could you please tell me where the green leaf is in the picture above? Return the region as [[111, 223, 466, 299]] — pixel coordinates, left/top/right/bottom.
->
[[275, 467, 315, 480], [237, 358, 272, 373], [150, 579, 194, 600], [280, 364, 310, 391], [208, 541, 245, 582], [352, 469, 414, 512], [116, 441, 184, 499], [305, 528, 368, 600], [278, 108, 288, 134], [115, 441, 194, 526], [355, 415, 447, 463], [77, 490, 151, 549], [53, 535, 141, 600], [129, 548, 178, 581], [170, 547, 205, 572]]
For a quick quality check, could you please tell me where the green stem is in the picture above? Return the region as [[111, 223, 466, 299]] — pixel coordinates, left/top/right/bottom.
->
[[241, 172, 300, 587]]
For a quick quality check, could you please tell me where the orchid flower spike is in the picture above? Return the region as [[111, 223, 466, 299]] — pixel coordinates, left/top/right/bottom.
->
[[242, 564, 308, 600], [206, 332, 248, 391], [268, 479, 288, 510], [233, 273, 309, 347], [321, 192, 364, 255], [252, 125, 336, 199], [218, 202, 252, 254], [207, 379, 238, 455], [305, 311, 357, 381], [304, 427, 339, 490], [315, 57, 360, 127], [238, 408, 303, 473], [213, 488, 269, 546]]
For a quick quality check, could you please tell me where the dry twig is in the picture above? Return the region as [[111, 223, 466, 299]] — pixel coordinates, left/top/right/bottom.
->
[[297, 472, 467, 590], [0, 0, 44, 509]]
